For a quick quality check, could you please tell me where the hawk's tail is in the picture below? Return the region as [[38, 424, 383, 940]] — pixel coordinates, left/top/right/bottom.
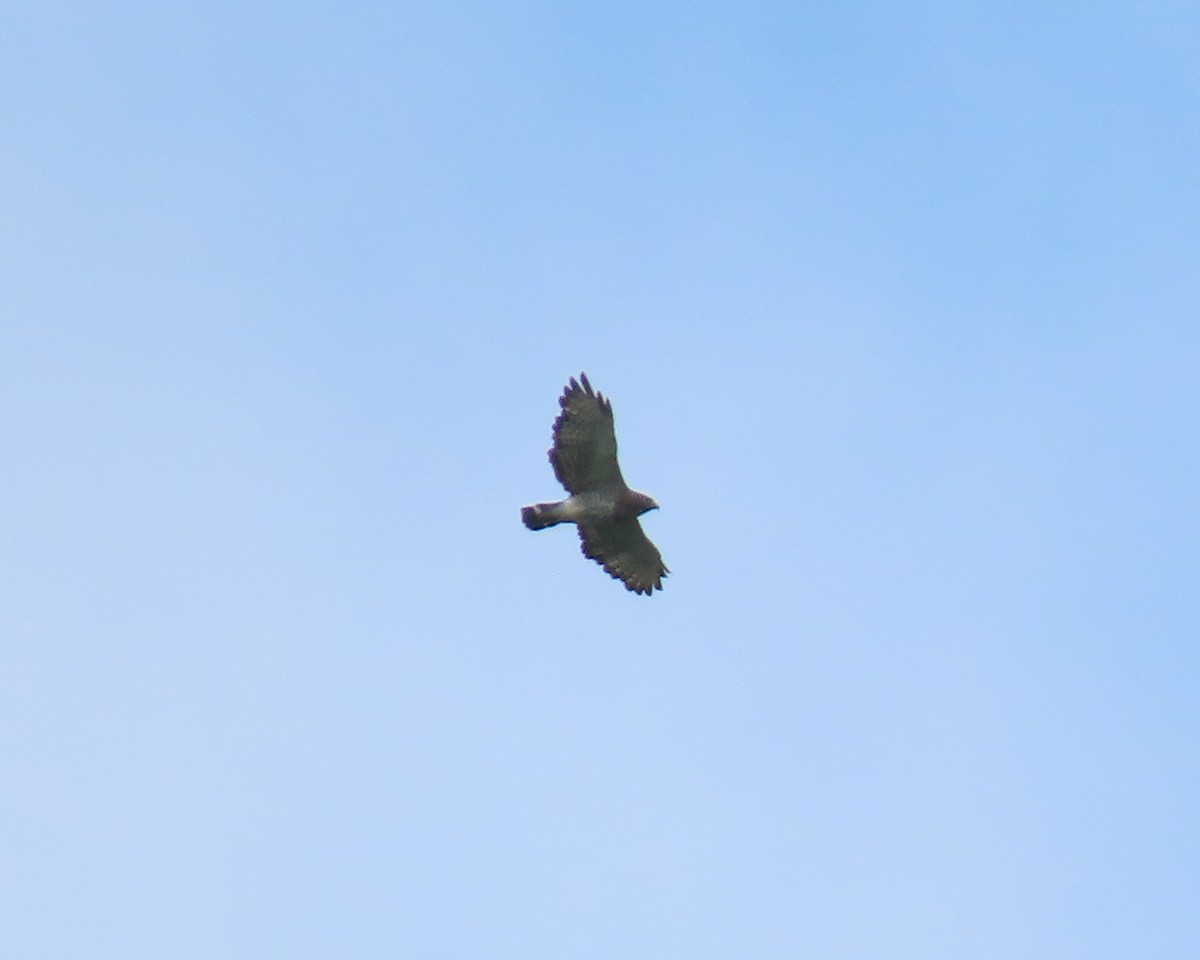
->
[[521, 503, 562, 530]]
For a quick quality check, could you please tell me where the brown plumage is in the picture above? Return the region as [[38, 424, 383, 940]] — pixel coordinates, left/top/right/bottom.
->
[[521, 373, 668, 595]]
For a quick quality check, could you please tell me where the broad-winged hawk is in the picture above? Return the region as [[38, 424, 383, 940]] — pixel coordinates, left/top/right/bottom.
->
[[521, 373, 668, 595]]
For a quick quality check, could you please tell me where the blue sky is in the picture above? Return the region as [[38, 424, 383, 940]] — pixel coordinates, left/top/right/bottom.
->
[[2, 2, 1198, 956]]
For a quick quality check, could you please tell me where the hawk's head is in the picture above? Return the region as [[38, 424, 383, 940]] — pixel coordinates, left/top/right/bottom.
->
[[629, 491, 659, 516]]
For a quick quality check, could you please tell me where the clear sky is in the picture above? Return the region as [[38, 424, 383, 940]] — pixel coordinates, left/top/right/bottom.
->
[[3, 2, 1198, 957]]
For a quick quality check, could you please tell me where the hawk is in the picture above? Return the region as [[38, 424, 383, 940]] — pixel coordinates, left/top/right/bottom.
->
[[521, 373, 668, 595]]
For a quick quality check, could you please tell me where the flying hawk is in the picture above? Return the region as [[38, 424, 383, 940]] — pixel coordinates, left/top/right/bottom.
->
[[521, 373, 668, 595]]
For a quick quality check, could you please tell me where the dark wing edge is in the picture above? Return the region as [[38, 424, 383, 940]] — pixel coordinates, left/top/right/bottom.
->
[[578, 519, 669, 596], [548, 372, 620, 494]]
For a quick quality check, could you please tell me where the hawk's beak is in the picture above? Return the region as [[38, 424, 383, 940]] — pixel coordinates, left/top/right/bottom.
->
[[648, 499, 660, 511]]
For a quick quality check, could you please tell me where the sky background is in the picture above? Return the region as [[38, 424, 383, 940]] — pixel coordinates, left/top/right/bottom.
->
[[2, 1, 1198, 957]]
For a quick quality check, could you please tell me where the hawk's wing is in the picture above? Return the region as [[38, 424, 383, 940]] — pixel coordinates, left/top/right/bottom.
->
[[578, 519, 668, 595], [549, 373, 624, 495]]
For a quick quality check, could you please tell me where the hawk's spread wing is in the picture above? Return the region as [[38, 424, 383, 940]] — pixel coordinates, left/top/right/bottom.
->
[[578, 519, 668, 595], [550, 374, 624, 495]]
